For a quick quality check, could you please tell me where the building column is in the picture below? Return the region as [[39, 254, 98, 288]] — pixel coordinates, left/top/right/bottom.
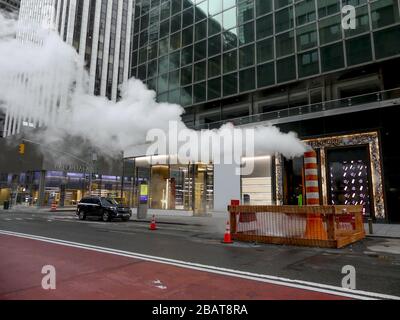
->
[[37, 170, 46, 207]]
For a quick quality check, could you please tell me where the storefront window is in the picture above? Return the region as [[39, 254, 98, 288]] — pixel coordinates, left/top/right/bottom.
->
[[327, 147, 372, 216], [170, 164, 193, 210], [283, 157, 305, 205], [129, 156, 214, 213], [241, 156, 273, 205]]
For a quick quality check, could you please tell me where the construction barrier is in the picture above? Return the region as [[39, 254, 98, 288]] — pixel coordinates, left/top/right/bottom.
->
[[50, 202, 57, 212], [228, 205, 365, 249]]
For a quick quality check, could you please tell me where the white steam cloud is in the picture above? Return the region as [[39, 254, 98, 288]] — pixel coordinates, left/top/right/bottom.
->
[[0, 12, 306, 162]]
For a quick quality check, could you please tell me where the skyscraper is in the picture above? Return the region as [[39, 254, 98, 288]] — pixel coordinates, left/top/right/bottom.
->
[[127, 0, 400, 222], [2, 0, 134, 137]]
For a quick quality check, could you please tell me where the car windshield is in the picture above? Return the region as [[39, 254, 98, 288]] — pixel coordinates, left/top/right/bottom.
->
[[101, 198, 118, 206]]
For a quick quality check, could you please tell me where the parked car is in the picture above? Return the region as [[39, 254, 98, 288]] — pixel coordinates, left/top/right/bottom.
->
[[76, 196, 132, 222]]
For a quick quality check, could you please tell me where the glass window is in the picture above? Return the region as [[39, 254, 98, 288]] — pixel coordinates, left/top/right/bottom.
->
[[159, 55, 169, 74], [171, 14, 182, 33], [238, 0, 254, 24], [320, 42, 345, 72], [182, 26, 193, 46], [342, 0, 367, 6], [223, 50, 238, 73], [374, 25, 400, 59], [169, 89, 180, 104], [345, 5, 370, 37], [239, 44, 255, 68], [194, 40, 207, 61], [181, 45, 193, 66], [171, 0, 182, 15], [257, 37, 274, 63], [147, 60, 158, 78], [181, 65, 193, 85], [223, 28, 238, 50], [275, 0, 293, 9], [182, 8, 194, 27], [169, 70, 180, 89], [319, 14, 342, 45], [298, 50, 319, 77], [257, 62, 275, 87], [318, 0, 340, 19], [277, 56, 296, 83], [209, 34, 222, 57], [160, 1, 171, 20], [148, 42, 158, 60], [196, 1, 208, 22], [239, 67, 255, 92], [256, 14, 273, 40], [276, 31, 295, 58], [169, 51, 180, 70], [170, 32, 182, 51], [297, 23, 318, 52], [181, 86, 192, 106], [223, 73, 238, 96], [256, 0, 272, 17], [157, 73, 168, 93], [208, 78, 221, 100], [195, 20, 207, 41], [223, 7, 237, 29], [208, 56, 221, 78], [194, 61, 206, 82], [209, 0, 223, 15], [346, 35, 372, 66], [295, 0, 316, 26], [371, 0, 400, 29], [275, 7, 294, 33], [160, 20, 170, 39], [194, 81, 207, 103], [209, 14, 223, 36], [239, 21, 255, 45], [224, 0, 237, 10]]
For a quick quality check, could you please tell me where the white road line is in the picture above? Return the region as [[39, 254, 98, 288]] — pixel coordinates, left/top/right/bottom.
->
[[0, 229, 399, 301]]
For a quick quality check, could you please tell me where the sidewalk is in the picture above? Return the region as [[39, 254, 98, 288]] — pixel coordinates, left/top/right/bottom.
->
[[364, 223, 400, 239]]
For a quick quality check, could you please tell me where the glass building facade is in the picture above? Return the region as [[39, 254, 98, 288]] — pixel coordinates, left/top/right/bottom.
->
[[129, 0, 400, 107]]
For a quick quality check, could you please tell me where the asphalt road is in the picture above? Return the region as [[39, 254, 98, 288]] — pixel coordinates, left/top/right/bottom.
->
[[0, 210, 400, 299]]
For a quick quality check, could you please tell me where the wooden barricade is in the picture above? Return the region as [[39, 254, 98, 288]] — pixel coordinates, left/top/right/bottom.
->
[[228, 205, 365, 249]]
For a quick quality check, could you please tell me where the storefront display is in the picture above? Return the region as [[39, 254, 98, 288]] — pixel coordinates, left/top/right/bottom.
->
[[126, 156, 214, 214]]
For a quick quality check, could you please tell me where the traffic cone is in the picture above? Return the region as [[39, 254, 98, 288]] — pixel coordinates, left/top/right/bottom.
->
[[149, 215, 157, 231], [222, 220, 233, 244], [50, 202, 57, 212]]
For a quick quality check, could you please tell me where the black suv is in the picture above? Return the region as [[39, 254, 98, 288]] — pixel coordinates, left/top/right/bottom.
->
[[76, 196, 132, 222]]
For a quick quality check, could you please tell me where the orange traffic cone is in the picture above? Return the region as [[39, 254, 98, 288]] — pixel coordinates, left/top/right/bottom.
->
[[149, 215, 157, 231], [304, 214, 328, 240], [50, 202, 57, 212], [222, 220, 233, 244]]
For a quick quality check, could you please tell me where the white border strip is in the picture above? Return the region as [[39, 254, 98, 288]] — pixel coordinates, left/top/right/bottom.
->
[[1, 230, 399, 301]]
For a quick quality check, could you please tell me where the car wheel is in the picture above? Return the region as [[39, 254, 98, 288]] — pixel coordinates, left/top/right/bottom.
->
[[122, 217, 130, 222], [78, 210, 86, 221], [102, 211, 111, 222]]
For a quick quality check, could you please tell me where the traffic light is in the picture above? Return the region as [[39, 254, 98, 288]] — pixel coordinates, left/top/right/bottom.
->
[[18, 143, 25, 155]]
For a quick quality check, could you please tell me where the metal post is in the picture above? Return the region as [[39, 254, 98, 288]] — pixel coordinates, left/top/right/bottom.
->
[[368, 218, 374, 235]]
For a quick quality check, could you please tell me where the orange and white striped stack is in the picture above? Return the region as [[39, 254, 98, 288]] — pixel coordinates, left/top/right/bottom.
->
[[304, 150, 319, 206]]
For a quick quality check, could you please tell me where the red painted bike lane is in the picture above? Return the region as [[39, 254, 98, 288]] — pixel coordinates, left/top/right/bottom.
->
[[0, 234, 350, 300]]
